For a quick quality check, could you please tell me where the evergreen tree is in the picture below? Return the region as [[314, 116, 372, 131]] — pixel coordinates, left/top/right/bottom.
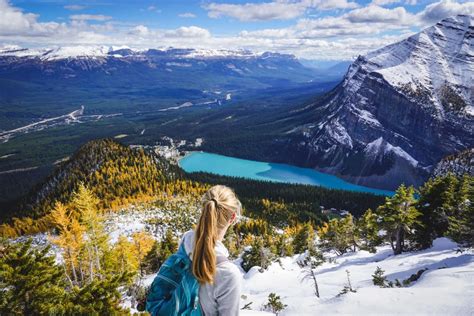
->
[[241, 237, 273, 272], [318, 215, 357, 255], [143, 229, 177, 274], [447, 175, 474, 247], [372, 266, 388, 287], [292, 222, 315, 254], [0, 240, 68, 315], [66, 274, 130, 314], [263, 293, 287, 315], [357, 209, 382, 253], [414, 174, 458, 249], [275, 232, 294, 257], [377, 185, 421, 255]]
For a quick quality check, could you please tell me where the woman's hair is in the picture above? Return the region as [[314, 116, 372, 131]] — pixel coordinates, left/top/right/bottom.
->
[[192, 185, 241, 284]]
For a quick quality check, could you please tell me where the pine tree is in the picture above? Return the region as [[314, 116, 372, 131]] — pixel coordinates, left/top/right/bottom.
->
[[377, 185, 421, 255], [447, 175, 474, 247], [275, 232, 294, 257], [263, 293, 287, 315], [66, 273, 130, 314], [357, 208, 382, 253], [292, 222, 315, 254], [0, 240, 68, 315], [143, 229, 178, 274], [372, 266, 388, 287], [241, 237, 273, 272], [414, 174, 458, 249], [317, 215, 357, 255]]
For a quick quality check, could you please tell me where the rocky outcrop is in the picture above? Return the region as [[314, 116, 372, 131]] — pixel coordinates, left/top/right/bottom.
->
[[433, 148, 474, 177]]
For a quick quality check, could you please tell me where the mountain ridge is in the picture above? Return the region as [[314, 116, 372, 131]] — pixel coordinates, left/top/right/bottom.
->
[[282, 14, 473, 190]]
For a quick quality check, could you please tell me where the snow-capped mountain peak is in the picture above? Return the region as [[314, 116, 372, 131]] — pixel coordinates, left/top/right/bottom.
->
[[285, 15, 473, 190], [0, 45, 284, 61]]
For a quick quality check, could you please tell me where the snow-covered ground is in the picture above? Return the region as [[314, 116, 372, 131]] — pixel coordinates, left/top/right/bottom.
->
[[141, 237, 473, 315]]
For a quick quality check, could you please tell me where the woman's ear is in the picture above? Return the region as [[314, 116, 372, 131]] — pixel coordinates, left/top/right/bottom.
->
[[230, 212, 236, 224]]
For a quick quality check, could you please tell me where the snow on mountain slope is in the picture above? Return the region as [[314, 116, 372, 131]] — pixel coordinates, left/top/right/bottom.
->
[[347, 14, 473, 114], [285, 15, 474, 190], [0, 45, 274, 60], [245, 238, 473, 315], [138, 237, 473, 315]]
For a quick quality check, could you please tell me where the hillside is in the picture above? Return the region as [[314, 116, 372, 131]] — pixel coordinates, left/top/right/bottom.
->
[[0, 139, 205, 226], [279, 15, 473, 190]]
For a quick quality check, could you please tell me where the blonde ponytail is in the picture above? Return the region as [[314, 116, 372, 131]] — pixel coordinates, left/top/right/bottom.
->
[[192, 185, 241, 284]]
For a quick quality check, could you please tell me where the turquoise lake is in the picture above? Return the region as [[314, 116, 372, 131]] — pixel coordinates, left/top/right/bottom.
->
[[179, 152, 394, 196]]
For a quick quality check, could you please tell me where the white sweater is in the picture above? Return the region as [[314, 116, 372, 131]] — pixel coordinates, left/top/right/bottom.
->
[[181, 230, 242, 316]]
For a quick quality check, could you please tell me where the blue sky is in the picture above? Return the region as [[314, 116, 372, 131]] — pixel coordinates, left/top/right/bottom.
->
[[1, 0, 473, 59]]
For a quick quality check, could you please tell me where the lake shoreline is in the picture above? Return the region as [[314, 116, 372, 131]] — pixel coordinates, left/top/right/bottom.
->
[[179, 151, 394, 196]]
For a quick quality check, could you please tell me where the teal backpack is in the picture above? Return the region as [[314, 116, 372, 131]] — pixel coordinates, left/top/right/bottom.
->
[[146, 243, 202, 316]]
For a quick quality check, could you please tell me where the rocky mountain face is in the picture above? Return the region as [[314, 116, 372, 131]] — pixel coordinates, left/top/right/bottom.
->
[[284, 15, 474, 190], [433, 148, 474, 177]]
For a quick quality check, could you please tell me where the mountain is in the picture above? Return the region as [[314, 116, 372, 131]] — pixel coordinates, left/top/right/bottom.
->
[[0, 45, 318, 87], [433, 148, 474, 177], [298, 59, 352, 80], [7, 139, 185, 220], [281, 15, 474, 190]]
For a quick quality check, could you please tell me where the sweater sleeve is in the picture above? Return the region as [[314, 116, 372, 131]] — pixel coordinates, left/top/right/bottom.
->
[[214, 263, 242, 316]]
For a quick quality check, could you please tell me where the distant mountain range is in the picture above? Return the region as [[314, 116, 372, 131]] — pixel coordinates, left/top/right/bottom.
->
[[280, 15, 473, 190], [0, 46, 319, 88]]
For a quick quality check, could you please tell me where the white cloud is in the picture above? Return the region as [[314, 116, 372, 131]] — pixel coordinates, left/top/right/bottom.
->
[[206, 1, 306, 21], [370, 0, 401, 6], [345, 5, 412, 23], [70, 14, 112, 21], [418, 0, 474, 23], [206, 0, 359, 21], [64, 5, 86, 11], [165, 26, 211, 38], [316, 0, 359, 10], [129, 25, 149, 36], [1, 0, 472, 61], [179, 12, 197, 18], [0, 0, 66, 36]]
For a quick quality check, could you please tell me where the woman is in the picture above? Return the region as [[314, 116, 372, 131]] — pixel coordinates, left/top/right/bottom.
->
[[181, 185, 242, 316]]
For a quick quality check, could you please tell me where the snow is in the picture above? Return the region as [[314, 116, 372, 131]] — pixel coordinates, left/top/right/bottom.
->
[[138, 237, 473, 315], [364, 137, 419, 167], [357, 15, 473, 112], [238, 238, 474, 315], [465, 106, 474, 116], [325, 119, 353, 149], [0, 45, 274, 60]]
